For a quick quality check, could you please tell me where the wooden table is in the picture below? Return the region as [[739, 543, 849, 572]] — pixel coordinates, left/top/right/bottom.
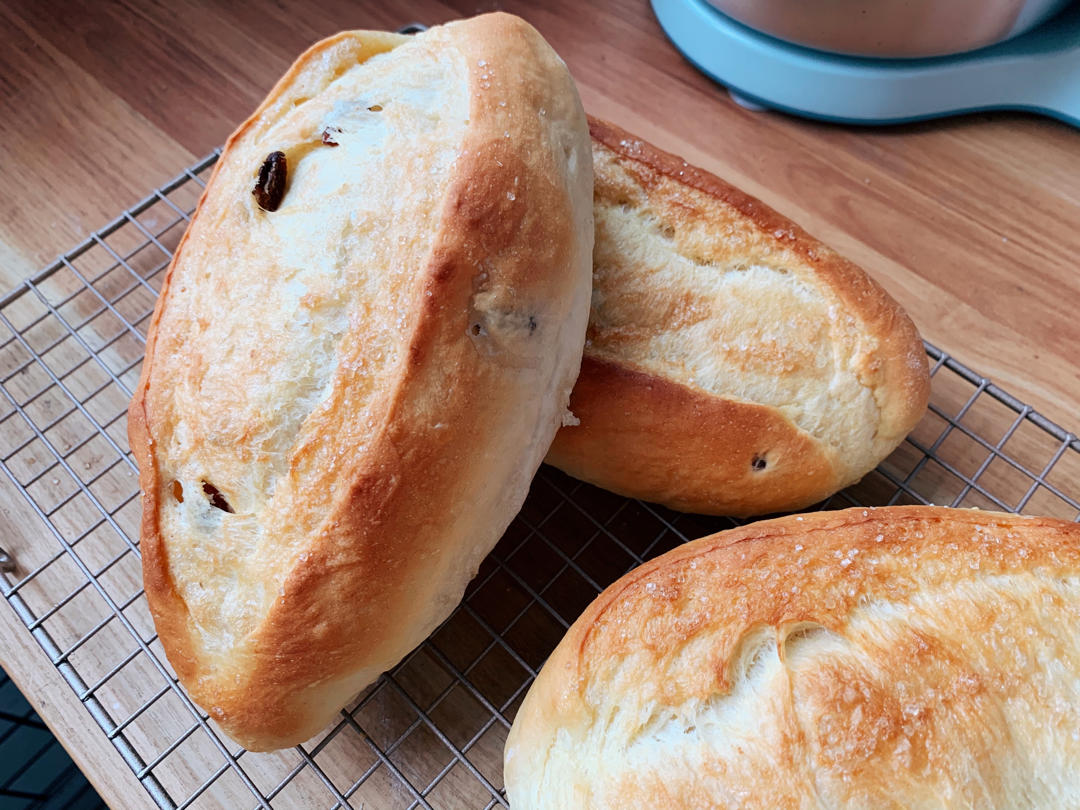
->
[[1, 2, 1078, 808]]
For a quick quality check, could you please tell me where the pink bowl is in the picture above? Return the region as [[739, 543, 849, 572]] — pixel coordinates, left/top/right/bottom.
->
[[706, 0, 1074, 58]]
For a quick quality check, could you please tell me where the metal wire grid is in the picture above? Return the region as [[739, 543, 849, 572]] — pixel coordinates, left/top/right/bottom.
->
[[0, 154, 1076, 810], [0, 668, 107, 809]]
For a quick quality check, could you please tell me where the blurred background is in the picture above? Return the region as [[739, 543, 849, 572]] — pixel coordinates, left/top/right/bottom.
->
[[1, 667, 104, 808], [0, 1, 1077, 807]]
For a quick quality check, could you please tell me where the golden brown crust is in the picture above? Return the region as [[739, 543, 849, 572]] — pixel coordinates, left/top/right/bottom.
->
[[128, 29, 412, 707], [547, 118, 930, 516], [586, 118, 929, 420], [546, 357, 836, 516], [129, 14, 592, 750], [505, 506, 1080, 808]]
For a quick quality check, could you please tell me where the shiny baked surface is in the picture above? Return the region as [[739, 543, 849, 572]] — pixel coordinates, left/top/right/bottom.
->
[[548, 120, 929, 516], [505, 505, 1080, 808], [128, 14, 593, 751]]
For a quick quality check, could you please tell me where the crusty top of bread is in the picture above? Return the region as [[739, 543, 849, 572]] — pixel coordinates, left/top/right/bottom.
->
[[547, 120, 930, 516], [505, 506, 1080, 808], [128, 14, 593, 751]]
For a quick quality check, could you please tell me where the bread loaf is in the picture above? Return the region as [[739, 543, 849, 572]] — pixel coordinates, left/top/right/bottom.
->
[[504, 506, 1080, 808], [547, 120, 930, 516], [127, 14, 593, 751]]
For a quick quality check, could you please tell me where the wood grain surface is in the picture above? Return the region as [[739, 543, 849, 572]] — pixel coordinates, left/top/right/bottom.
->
[[0, 2, 1078, 808], [0, 524, 155, 810], [1, 1, 1078, 430]]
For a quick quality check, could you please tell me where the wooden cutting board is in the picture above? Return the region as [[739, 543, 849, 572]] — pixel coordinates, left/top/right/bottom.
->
[[0, 2, 1078, 808], [1, 0, 1078, 429]]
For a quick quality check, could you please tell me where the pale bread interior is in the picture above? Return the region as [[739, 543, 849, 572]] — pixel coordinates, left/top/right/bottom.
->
[[155, 34, 466, 666], [505, 508, 1080, 808], [589, 142, 884, 472]]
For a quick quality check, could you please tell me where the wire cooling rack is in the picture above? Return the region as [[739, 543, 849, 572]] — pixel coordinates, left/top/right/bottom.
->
[[0, 153, 1078, 810], [1, 667, 106, 809]]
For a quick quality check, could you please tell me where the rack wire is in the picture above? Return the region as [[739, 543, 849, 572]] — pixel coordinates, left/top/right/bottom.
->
[[0, 151, 1077, 810], [0, 667, 106, 809]]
